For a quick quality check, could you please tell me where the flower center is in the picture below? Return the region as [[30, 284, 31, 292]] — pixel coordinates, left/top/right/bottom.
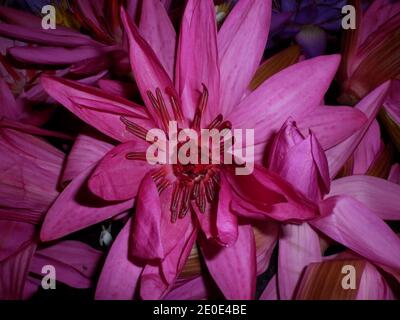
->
[[169, 163, 220, 222], [120, 85, 232, 222]]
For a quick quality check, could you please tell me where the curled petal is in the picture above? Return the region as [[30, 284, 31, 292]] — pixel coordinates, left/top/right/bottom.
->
[[229, 165, 319, 222], [130, 174, 192, 262], [215, 173, 237, 246], [88, 141, 153, 201], [140, 221, 198, 299], [62, 133, 114, 186]]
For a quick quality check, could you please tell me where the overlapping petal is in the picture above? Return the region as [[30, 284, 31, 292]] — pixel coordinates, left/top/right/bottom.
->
[[41, 75, 153, 143], [329, 175, 400, 220], [228, 55, 341, 156], [88, 141, 154, 201], [200, 224, 256, 299], [311, 196, 400, 270], [218, 0, 272, 115], [40, 164, 133, 241], [175, 0, 220, 124]]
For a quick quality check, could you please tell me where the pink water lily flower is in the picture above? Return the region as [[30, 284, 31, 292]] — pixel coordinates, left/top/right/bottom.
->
[[260, 82, 400, 300], [40, 0, 365, 299]]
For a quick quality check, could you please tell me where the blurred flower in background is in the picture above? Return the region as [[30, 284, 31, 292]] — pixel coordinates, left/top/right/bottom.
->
[[338, 0, 400, 105], [269, 0, 347, 57], [0, 0, 80, 28]]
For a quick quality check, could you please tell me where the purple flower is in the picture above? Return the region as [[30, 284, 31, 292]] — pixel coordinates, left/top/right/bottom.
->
[[269, 0, 346, 57]]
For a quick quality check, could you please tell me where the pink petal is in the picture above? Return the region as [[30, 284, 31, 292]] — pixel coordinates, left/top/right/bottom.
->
[[215, 173, 238, 246], [297, 106, 367, 150], [384, 79, 400, 123], [228, 165, 319, 222], [164, 276, 210, 300], [130, 174, 191, 261], [69, 50, 127, 75], [388, 164, 400, 184], [200, 224, 256, 300], [326, 82, 390, 178], [329, 175, 400, 220], [0, 127, 63, 213], [159, 219, 197, 285], [88, 141, 153, 201], [8, 45, 108, 65], [30, 241, 102, 289], [62, 133, 114, 185], [40, 164, 133, 242], [0, 6, 48, 27], [41, 75, 153, 143], [254, 221, 279, 275], [121, 7, 177, 128], [352, 120, 383, 174], [175, 0, 220, 124], [20, 68, 69, 104], [139, 0, 176, 78], [0, 220, 36, 261], [139, 265, 168, 300], [192, 203, 215, 241], [268, 120, 330, 201], [161, 0, 173, 9], [98, 79, 136, 99], [356, 262, 395, 300], [259, 275, 278, 300], [0, 21, 99, 47], [228, 55, 341, 154], [311, 196, 400, 270], [0, 6, 95, 38], [278, 223, 322, 300], [23, 277, 40, 300], [0, 242, 36, 300], [140, 221, 198, 299], [95, 219, 143, 299], [0, 118, 73, 141], [126, 0, 139, 21], [359, 0, 400, 47], [218, 0, 272, 115], [75, 0, 106, 36]]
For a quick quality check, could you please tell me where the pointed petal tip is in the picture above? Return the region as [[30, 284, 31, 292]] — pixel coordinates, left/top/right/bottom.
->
[[120, 5, 133, 34], [317, 53, 341, 72], [39, 227, 56, 243]]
